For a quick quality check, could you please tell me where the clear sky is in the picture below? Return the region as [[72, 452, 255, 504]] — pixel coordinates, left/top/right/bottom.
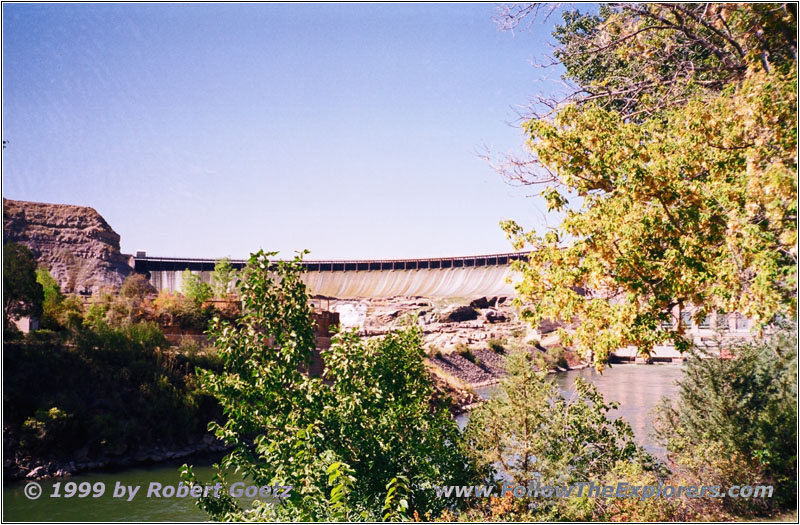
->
[[2, 3, 569, 260]]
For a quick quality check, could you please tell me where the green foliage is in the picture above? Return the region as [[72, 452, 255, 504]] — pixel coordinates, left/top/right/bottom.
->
[[5, 321, 218, 460], [211, 257, 238, 298], [191, 250, 477, 520], [181, 270, 213, 305], [551, 4, 797, 116], [505, 59, 796, 370], [83, 301, 108, 331], [3, 242, 43, 329], [487, 338, 506, 354], [654, 322, 797, 512], [36, 267, 63, 329], [502, 5, 797, 370], [153, 290, 214, 332], [547, 346, 569, 369], [465, 348, 655, 519], [454, 342, 474, 362]]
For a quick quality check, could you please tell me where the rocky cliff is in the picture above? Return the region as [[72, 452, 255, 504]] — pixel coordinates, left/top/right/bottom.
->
[[3, 199, 132, 294]]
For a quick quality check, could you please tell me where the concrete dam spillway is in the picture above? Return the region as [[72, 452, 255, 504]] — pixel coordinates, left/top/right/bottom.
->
[[134, 253, 527, 299]]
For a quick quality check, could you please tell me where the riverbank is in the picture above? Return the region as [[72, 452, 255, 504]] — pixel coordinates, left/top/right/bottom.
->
[[4, 433, 229, 482], [429, 344, 586, 391]]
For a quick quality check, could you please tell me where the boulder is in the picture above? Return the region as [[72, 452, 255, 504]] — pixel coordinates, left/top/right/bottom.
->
[[440, 305, 478, 323], [484, 308, 508, 323], [470, 296, 499, 309]]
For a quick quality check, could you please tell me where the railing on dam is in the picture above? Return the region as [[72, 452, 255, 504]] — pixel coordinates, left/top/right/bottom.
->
[[133, 252, 530, 273]]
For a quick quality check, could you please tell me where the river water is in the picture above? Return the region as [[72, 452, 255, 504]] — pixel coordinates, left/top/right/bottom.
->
[[4, 363, 683, 522]]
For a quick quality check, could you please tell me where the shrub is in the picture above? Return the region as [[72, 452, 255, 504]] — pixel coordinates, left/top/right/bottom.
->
[[455, 342, 474, 362], [5, 320, 218, 464], [487, 338, 506, 353], [548, 347, 569, 369], [36, 267, 62, 330], [120, 273, 156, 299], [181, 270, 213, 305], [465, 349, 655, 520], [654, 322, 797, 513]]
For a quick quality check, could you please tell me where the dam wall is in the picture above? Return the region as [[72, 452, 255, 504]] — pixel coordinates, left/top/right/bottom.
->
[[135, 253, 525, 299]]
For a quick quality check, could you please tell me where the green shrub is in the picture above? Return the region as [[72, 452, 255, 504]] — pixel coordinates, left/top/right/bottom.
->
[[487, 338, 506, 353], [454, 342, 474, 362], [24, 328, 60, 343], [181, 270, 213, 305], [548, 347, 569, 369], [655, 322, 797, 513], [123, 322, 167, 353], [510, 326, 525, 338]]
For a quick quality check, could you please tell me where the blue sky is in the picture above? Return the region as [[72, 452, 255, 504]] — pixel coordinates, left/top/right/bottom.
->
[[3, 3, 569, 260]]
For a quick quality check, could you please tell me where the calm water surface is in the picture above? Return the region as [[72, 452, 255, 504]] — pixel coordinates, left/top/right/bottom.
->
[[4, 364, 682, 522]]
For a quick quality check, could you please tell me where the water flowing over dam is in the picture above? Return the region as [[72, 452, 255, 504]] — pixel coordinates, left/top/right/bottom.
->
[[134, 253, 527, 299]]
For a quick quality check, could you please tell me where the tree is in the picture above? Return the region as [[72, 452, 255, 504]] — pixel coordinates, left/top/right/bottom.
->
[[210, 257, 238, 298], [120, 273, 156, 300], [465, 349, 652, 520], [3, 243, 43, 330], [495, 4, 797, 369], [36, 267, 63, 330], [654, 322, 797, 513], [180, 269, 212, 305], [495, 4, 797, 122], [182, 250, 477, 520]]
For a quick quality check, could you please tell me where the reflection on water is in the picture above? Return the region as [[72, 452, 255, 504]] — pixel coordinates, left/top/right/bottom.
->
[[554, 364, 684, 458], [457, 364, 684, 459]]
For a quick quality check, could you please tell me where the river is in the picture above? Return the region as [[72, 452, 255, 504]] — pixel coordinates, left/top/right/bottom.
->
[[4, 363, 683, 522]]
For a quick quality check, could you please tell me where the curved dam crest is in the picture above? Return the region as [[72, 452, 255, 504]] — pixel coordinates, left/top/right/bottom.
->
[[136, 253, 525, 299], [301, 265, 518, 298]]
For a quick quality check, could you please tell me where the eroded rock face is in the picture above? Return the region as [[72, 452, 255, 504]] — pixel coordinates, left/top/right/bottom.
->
[[3, 199, 132, 294]]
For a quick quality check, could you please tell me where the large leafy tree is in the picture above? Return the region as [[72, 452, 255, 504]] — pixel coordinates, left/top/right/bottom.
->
[[497, 3, 797, 368], [3, 242, 43, 330], [182, 250, 476, 521]]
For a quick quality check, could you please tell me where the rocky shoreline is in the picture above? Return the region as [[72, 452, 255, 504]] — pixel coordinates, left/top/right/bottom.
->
[[4, 433, 229, 482]]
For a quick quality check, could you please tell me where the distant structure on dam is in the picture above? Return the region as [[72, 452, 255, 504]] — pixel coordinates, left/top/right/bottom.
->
[[133, 252, 528, 299]]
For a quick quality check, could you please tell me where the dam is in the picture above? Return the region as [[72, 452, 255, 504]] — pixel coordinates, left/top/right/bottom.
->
[[133, 252, 528, 299]]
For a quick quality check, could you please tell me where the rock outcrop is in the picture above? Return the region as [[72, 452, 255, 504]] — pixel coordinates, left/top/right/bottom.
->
[[3, 199, 132, 294]]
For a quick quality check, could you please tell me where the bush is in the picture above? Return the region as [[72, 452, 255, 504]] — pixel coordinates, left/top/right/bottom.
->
[[181, 270, 212, 305], [654, 322, 797, 513], [455, 342, 475, 362], [487, 338, 506, 353], [548, 347, 569, 369], [120, 273, 156, 299], [465, 349, 655, 520], [153, 291, 213, 332]]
